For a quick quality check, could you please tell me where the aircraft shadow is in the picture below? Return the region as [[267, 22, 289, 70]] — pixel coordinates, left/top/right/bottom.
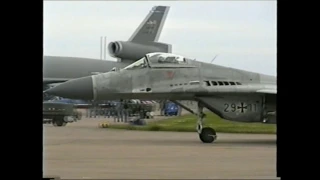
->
[[112, 138, 276, 147]]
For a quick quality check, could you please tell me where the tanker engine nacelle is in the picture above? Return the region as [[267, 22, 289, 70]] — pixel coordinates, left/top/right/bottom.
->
[[108, 41, 172, 61]]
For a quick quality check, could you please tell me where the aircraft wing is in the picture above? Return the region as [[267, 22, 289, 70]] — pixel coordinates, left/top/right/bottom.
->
[[256, 88, 277, 94], [180, 83, 277, 97], [233, 84, 277, 95], [253, 83, 277, 95]]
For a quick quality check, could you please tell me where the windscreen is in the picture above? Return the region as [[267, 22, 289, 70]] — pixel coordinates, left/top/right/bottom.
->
[[123, 57, 148, 70], [147, 53, 186, 65]]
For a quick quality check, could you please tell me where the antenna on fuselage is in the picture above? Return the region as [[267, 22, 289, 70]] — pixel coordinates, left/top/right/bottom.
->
[[210, 54, 219, 63]]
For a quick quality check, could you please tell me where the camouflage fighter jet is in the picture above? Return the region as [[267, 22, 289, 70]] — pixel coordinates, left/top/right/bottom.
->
[[45, 52, 277, 143]]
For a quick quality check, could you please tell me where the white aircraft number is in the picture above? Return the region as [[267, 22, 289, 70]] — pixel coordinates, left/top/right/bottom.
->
[[224, 102, 258, 113]]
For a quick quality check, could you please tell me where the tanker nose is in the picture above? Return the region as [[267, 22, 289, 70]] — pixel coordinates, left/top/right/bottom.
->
[[45, 76, 94, 100]]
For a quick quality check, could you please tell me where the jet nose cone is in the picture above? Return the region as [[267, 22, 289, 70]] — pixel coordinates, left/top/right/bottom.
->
[[45, 76, 94, 100]]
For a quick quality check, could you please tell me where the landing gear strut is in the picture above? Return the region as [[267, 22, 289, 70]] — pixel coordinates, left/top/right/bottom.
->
[[197, 102, 217, 143]]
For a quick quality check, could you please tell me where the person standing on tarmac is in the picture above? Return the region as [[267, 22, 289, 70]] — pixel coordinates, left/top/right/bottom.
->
[[116, 100, 123, 122], [159, 100, 166, 116], [123, 100, 129, 122]]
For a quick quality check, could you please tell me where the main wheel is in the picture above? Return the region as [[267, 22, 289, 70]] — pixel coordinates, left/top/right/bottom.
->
[[199, 127, 217, 143], [52, 117, 67, 127]]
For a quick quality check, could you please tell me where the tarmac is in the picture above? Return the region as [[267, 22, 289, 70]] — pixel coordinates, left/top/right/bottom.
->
[[43, 118, 278, 179]]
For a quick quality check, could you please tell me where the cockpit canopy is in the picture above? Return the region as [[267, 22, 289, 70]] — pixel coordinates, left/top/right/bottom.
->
[[146, 52, 186, 64], [123, 52, 190, 70]]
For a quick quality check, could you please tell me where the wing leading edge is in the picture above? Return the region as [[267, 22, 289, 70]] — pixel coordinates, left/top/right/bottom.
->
[[256, 88, 277, 94]]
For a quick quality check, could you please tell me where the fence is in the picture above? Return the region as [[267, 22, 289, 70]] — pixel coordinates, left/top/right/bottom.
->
[[85, 107, 150, 123], [84, 101, 196, 123]]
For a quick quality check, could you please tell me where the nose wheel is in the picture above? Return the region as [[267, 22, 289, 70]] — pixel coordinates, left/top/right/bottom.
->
[[196, 102, 217, 143]]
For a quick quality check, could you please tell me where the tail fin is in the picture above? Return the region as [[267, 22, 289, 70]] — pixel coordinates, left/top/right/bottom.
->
[[128, 6, 170, 43]]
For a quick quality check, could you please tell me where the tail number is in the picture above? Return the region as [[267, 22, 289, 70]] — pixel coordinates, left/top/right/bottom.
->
[[224, 102, 258, 113]]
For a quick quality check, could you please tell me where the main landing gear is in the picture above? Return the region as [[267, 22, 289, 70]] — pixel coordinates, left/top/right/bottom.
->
[[169, 100, 217, 143], [52, 117, 67, 127], [197, 102, 217, 143]]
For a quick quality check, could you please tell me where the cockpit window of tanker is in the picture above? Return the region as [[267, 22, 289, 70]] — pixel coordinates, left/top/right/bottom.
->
[[123, 57, 147, 70]]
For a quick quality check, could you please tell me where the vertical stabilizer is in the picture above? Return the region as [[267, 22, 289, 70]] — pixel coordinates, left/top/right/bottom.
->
[[128, 6, 170, 42]]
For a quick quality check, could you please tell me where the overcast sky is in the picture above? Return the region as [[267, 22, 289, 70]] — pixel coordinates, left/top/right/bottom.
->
[[44, 1, 277, 76]]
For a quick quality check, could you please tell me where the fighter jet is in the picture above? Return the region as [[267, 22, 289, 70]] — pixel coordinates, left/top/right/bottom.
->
[[46, 52, 277, 144], [43, 6, 171, 87]]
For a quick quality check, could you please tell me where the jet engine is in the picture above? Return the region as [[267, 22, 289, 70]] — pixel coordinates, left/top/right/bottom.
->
[[108, 41, 172, 61]]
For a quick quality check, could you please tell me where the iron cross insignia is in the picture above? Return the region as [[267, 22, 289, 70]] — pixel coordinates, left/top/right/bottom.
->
[[237, 102, 248, 113]]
